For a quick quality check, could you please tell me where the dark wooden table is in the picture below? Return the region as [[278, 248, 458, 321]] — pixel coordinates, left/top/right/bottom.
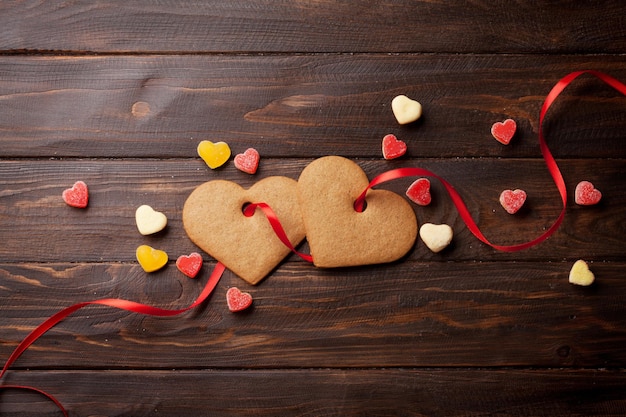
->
[[1, 1, 625, 416]]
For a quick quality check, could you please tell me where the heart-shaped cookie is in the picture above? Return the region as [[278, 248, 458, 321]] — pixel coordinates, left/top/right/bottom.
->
[[391, 95, 422, 125], [135, 204, 168, 235], [491, 119, 516, 145], [297, 156, 417, 268], [575, 180, 602, 205], [183, 176, 306, 285], [568, 259, 595, 286]]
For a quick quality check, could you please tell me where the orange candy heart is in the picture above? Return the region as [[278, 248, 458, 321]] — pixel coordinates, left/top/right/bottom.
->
[[136, 245, 168, 273], [197, 140, 231, 169]]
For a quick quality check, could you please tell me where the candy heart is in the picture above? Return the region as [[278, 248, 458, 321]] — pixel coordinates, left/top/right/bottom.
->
[[575, 180, 602, 205], [226, 287, 253, 312], [491, 119, 517, 145], [382, 134, 407, 160], [197, 140, 231, 169], [419, 223, 453, 253], [297, 156, 417, 268], [391, 95, 422, 125], [183, 176, 306, 285], [234, 148, 260, 174], [499, 189, 526, 214], [406, 178, 431, 206], [135, 205, 168, 235], [176, 252, 203, 278], [62, 181, 89, 208], [568, 259, 595, 286], [136, 245, 168, 273]]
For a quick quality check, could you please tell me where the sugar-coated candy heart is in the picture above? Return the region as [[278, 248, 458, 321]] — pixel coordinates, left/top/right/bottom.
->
[[226, 287, 253, 312], [419, 223, 453, 253], [136, 245, 168, 273], [499, 189, 526, 214], [176, 252, 203, 278], [406, 178, 431, 206], [62, 181, 89, 208], [234, 148, 260, 174], [391, 95, 422, 125], [135, 205, 167, 235], [491, 119, 517, 145], [197, 140, 231, 169], [569, 259, 595, 286], [575, 181, 602, 205], [382, 134, 407, 160]]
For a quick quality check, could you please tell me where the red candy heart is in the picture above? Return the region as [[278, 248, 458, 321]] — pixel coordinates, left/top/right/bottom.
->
[[575, 181, 602, 205], [382, 134, 407, 160], [499, 189, 526, 214], [406, 178, 432, 206], [62, 181, 89, 208], [234, 148, 260, 174], [226, 287, 253, 312], [491, 119, 517, 145], [176, 252, 203, 278]]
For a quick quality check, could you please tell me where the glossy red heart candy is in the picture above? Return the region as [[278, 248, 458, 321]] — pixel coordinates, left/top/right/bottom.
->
[[382, 134, 407, 160], [406, 178, 431, 206], [491, 119, 517, 145], [62, 181, 89, 208], [234, 148, 260, 174], [226, 287, 253, 312], [176, 252, 203, 278], [499, 189, 526, 214], [575, 181, 602, 205]]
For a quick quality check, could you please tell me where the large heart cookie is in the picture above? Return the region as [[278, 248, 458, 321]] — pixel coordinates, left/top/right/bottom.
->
[[297, 156, 417, 268], [182, 176, 305, 285]]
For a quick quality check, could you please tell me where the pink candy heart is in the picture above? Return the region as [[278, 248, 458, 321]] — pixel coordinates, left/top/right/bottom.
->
[[226, 287, 253, 312], [491, 119, 517, 145], [62, 181, 89, 208], [234, 148, 260, 174], [499, 189, 526, 214], [176, 252, 203, 278], [406, 178, 432, 206], [382, 134, 407, 160], [575, 181, 602, 205]]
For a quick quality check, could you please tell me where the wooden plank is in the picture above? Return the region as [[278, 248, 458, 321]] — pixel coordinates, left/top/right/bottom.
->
[[1, 261, 625, 369], [0, 368, 624, 416], [0, 55, 625, 158], [1, 1, 625, 54], [0, 158, 624, 262]]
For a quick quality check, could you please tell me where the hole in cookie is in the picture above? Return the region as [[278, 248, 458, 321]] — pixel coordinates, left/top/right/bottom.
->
[[353, 199, 367, 212], [242, 202, 255, 217]]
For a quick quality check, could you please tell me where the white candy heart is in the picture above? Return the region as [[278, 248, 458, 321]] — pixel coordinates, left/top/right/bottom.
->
[[419, 223, 453, 253], [135, 204, 167, 235], [391, 95, 422, 125], [568, 259, 595, 286]]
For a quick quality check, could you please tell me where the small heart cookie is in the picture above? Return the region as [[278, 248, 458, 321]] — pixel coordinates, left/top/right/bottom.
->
[[297, 156, 417, 268], [382, 134, 407, 160], [226, 287, 253, 312], [419, 223, 453, 253], [136, 245, 168, 273], [183, 176, 306, 285], [234, 148, 260, 174], [491, 119, 517, 145], [568, 259, 595, 286], [62, 181, 89, 208], [135, 205, 167, 235], [499, 189, 526, 214], [391, 95, 422, 125], [176, 252, 203, 278], [197, 140, 231, 169], [406, 178, 431, 206], [575, 181, 602, 205]]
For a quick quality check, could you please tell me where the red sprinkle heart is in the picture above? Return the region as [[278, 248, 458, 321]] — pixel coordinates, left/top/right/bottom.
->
[[234, 148, 260, 174], [226, 287, 253, 312], [382, 134, 407, 160], [499, 189, 526, 214], [406, 178, 432, 206], [176, 252, 203, 278], [491, 119, 517, 145], [575, 180, 602, 205], [62, 181, 89, 208]]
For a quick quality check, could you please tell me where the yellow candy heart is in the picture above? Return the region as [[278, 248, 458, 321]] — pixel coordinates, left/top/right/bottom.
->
[[568, 259, 595, 286], [197, 140, 231, 169], [136, 245, 168, 273]]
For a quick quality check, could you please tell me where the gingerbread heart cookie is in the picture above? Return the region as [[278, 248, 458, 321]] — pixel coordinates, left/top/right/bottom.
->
[[182, 176, 306, 285], [297, 156, 417, 268]]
